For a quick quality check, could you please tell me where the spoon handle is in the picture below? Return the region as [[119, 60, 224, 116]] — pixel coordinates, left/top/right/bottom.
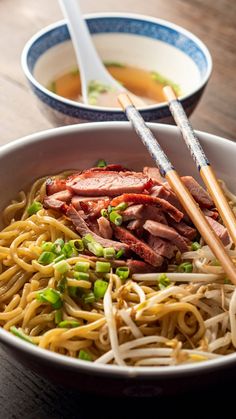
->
[[59, 0, 121, 102]]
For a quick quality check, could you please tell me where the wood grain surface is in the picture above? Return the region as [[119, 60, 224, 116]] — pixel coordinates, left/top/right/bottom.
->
[[0, 1, 236, 417]]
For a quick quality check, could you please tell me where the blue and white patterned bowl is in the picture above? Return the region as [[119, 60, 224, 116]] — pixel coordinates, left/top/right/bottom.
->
[[21, 13, 212, 125]]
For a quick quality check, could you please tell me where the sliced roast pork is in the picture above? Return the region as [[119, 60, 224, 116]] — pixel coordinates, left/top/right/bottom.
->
[[113, 226, 164, 267], [46, 178, 68, 195], [167, 218, 197, 241], [66, 206, 129, 253], [123, 204, 167, 224], [205, 216, 230, 245], [181, 176, 214, 208], [66, 171, 153, 196], [147, 235, 176, 259], [143, 220, 189, 252], [110, 194, 183, 222], [143, 166, 164, 183]]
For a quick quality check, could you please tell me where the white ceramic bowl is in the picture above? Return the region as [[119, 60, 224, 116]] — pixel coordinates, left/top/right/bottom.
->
[[0, 122, 235, 396], [21, 13, 212, 125]]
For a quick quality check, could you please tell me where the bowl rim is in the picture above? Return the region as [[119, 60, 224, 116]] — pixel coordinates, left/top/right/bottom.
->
[[21, 12, 213, 113], [1, 121, 236, 380]]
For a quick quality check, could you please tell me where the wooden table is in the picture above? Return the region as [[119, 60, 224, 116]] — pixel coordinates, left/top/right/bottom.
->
[[0, 1, 236, 417]]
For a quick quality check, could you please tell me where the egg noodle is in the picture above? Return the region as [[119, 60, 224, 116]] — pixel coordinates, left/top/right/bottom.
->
[[0, 174, 236, 366]]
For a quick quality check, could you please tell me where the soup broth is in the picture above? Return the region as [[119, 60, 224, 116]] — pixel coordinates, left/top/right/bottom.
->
[[49, 63, 181, 107]]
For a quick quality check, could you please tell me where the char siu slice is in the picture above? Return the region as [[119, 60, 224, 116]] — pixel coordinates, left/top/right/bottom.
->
[[113, 226, 164, 267]]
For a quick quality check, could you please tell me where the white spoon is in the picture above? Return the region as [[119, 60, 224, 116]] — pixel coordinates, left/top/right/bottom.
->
[[59, 0, 145, 108]]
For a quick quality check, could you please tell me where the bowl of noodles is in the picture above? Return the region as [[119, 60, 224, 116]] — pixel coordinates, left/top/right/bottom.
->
[[0, 121, 236, 396]]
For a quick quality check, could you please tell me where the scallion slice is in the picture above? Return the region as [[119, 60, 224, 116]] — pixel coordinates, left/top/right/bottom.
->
[[38, 251, 55, 265], [10, 326, 35, 345], [74, 271, 90, 281], [74, 261, 90, 273], [58, 320, 80, 328], [158, 273, 171, 290], [41, 241, 54, 252], [109, 211, 123, 226], [116, 249, 124, 259], [54, 260, 71, 274], [101, 208, 108, 218], [94, 279, 108, 299], [191, 242, 201, 251], [57, 276, 67, 293], [103, 247, 116, 259], [68, 286, 77, 297], [27, 201, 42, 216], [53, 254, 66, 264], [70, 239, 84, 252], [78, 349, 92, 361], [115, 266, 130, 280], [112, 202, 128, 211], [87, 242, 104, 257], [178, 262, 193, 273], [83, 291, 95, 304], [55, 309, 62, 324], [37, 288, 62, 309], [52, 238, 65, 255], [95, 261, 111, 273], [96, 159, 107, 168]]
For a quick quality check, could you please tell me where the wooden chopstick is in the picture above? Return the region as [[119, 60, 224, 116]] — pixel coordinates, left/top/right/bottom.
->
[[118, 92, 236, 285], [163, 85, 236, 248]]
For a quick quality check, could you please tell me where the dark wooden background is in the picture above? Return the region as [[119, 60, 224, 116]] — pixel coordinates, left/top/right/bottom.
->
[[0, 0, 236, 417]]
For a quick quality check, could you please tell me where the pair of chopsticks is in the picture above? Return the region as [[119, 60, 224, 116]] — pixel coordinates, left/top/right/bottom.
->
[[118, 90, 236, 285]]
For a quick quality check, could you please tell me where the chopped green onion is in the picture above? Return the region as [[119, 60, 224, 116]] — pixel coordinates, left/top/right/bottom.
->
[[104, 61, 125, 68], [53, 254, 66, 264], [10, 326, 35, 345], [96, 159, 107, 168], [38, 251, 55, 265], [62, 242, 77, 258], [57, 276, 67, 293], [74, 271, 90, 281], [101, 208, 108, 218], [116, 249, 124, 259], [70, 239, 84, 252], [83, 234, 95, 244], [83, 234, 104, 257], [87, 242, 104, 257], [191, 242, 201, 251], [37, 288, 62, 309], [178, 262, 193, 273], [52, 238, 65, 255], [58, 320, 80, 328], [27, 201, 43, 216], [95, 261, 111, 273], [54, 260, 71, 274], [41, 241, 54, 252], [107, 205, 113, 214], [55, 309, 62, 324], [68, 286, 77, 297], [78, 349, 92, 361], [103, 247, 116, 259], [75, 261, 90, 272], [158, 273, 171, 290], [112, 202, 128, 211], [109, 211, 123, 226], [83, 291, 95, 304], [94, 279, 108, 299], [115, 266, 130, 280]]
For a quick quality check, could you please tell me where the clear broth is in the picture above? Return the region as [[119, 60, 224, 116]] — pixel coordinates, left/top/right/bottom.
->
[[49, 63, 181, 107]]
